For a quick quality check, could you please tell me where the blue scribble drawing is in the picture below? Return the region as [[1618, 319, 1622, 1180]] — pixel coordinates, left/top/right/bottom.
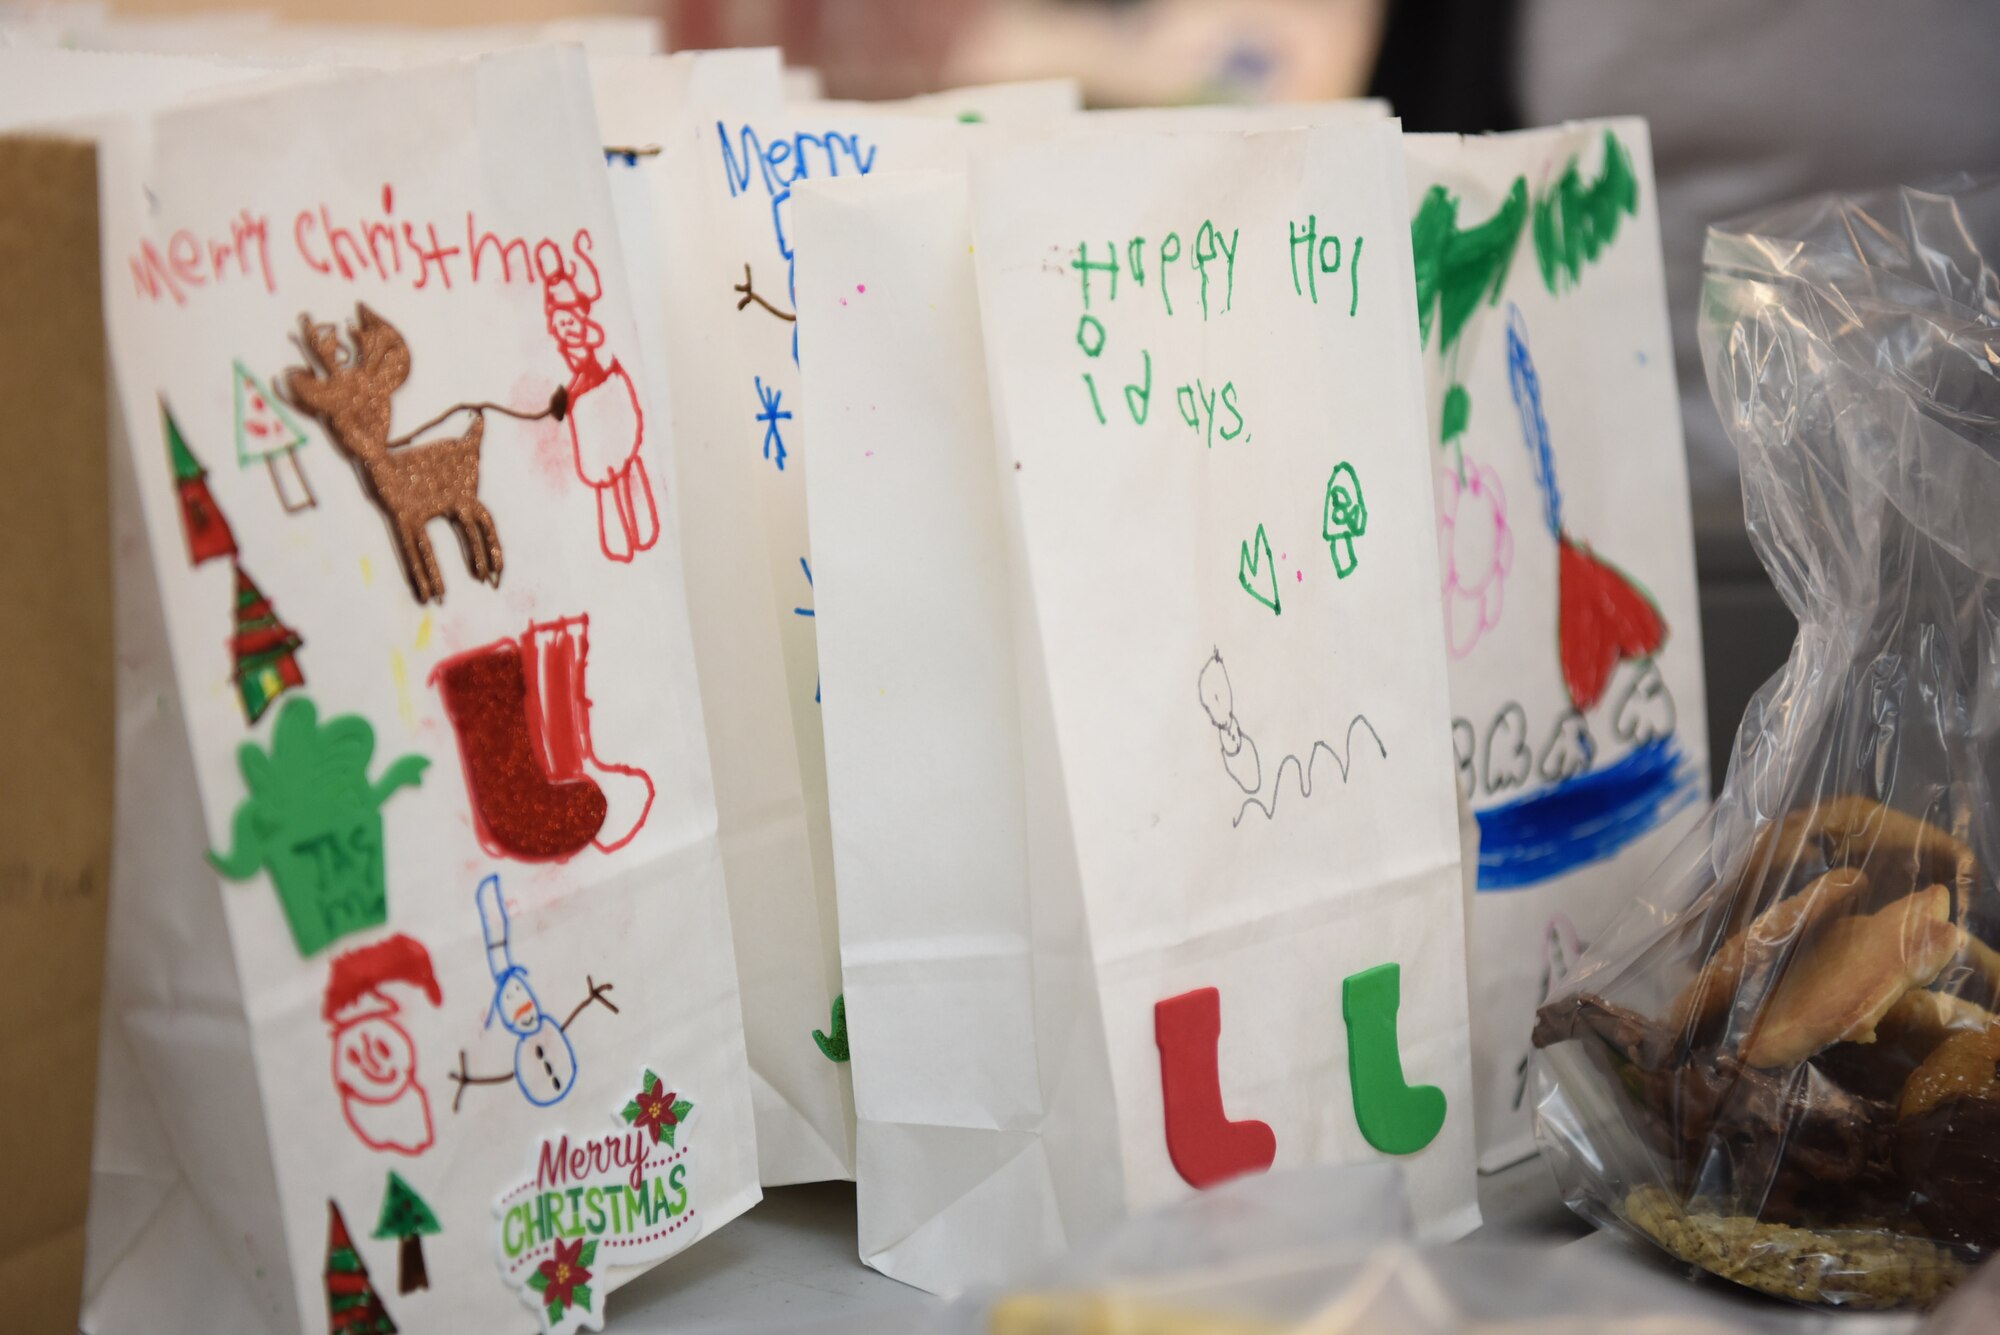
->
[[446, 875, 618, 1110], [755, 376, 792, 470], [1473, 735, 1699, 890], [793, 558, 815, 620], [795, 558, 819, 704], [1507, 304, 1562, 539], [1506, 302, 1667, 713]]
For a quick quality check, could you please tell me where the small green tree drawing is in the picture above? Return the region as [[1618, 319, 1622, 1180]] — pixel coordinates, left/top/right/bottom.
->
[[372, 1172, 441, 1295], [208, 696, 427, 957]]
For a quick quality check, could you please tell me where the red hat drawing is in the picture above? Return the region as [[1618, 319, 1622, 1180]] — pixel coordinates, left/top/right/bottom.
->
[[323, 933, 442, 1024], [537, 235, 602, 317]]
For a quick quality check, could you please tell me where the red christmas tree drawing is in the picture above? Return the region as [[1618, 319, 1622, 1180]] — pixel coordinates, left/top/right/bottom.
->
[[325, 1201, 398, 1334], [230, 561, 305, 723], [161, 399, 236, 566]]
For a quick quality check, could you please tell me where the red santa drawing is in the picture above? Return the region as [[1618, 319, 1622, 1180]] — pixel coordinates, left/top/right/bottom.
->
[[537, 233, 659, 564], [324, 934, 443, 1157]]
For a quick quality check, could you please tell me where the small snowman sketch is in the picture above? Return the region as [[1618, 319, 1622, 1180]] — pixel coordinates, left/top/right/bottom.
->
[[1199, 650, 1262, 795], [447, 874, 618, 1111]]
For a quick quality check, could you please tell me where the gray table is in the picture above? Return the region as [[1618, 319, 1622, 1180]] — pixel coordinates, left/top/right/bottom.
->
[[618, 1158, 1931, 1332]]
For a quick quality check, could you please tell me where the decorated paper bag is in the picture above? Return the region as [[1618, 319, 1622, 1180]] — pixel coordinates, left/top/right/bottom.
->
[[83, 47, 758, 1335], [1402, 123, 1707, 1170], [594, 45, 920, 1191], [795, 118, 1479, 1295], [795, 169, 1032, 1291], [687, 89, 1071, 1184]]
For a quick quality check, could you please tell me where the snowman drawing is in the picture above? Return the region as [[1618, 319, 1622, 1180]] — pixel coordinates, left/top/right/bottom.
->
[[447, 874, 618, 1110]]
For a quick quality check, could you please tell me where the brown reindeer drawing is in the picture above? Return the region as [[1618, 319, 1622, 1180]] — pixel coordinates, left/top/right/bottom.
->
[[283, 304, 506, 605]]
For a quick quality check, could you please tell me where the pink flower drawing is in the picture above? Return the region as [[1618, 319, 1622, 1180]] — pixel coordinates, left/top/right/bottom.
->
[[1436, 460, 1513, 659]]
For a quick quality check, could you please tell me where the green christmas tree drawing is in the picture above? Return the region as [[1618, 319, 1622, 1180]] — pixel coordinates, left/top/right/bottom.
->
[[372, 1172, 441, 1295]]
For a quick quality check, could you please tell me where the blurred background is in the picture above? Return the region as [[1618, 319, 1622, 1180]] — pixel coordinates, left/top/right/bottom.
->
[[49, 0, 2000, 772]]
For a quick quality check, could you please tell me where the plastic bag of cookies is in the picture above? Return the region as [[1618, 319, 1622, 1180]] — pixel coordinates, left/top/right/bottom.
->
[[1531, 177, 2000, 1309]]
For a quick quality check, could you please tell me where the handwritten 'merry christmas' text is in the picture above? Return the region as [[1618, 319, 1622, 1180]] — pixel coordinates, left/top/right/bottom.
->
[[129, 184, 594, 306]]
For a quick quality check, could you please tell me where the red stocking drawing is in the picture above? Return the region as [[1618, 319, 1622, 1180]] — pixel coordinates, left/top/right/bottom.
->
[[539, 232, 661, 565], [520, 615, 654, 853], [433, 640, 607, 862], [1155, 987, 1277, 1189]]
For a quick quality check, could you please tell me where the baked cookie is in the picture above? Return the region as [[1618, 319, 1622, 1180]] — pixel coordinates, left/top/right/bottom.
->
[[1742, 885, 1961, 1069], [1623, 1184, 1966, 1309]]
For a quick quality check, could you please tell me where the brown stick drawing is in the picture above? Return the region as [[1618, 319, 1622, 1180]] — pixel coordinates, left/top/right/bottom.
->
[[266, 447, 317, 513], [734, 262, 795, 323]]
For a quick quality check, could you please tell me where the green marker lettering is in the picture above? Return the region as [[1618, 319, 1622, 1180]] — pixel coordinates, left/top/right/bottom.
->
[[1125, 349, 1152, 425], [1072, 239, 1119, 310]]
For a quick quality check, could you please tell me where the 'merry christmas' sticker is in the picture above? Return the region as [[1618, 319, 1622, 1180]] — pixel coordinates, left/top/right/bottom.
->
[[491, 1068, 699, 1335]]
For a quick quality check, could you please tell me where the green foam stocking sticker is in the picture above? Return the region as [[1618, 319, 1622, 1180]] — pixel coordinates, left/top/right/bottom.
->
[[1342, 962, 1446, 1155]]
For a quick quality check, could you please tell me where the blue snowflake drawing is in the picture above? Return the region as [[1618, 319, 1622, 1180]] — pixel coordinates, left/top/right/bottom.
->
[[755, 376, 792, 470]]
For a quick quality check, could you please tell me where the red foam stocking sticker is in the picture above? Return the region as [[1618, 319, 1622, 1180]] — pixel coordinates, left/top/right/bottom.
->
[[1155, 987, 1277, 1189], [434, 641, 607, 861], [1557, 536, 1667, 713]]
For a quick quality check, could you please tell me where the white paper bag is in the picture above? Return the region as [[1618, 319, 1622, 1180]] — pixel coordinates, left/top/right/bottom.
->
[[686, 89, 1073, 1184], [83, 47, 759, 1335], [586, 47, 864, 1192], [809, 78, 1081, 120], [796, 118, 1479, 1297], [1402, 123, 1708, 1170]]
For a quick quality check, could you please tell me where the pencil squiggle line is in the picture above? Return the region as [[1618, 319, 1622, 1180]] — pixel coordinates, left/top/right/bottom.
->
[[1233, 715, 1386, 828]]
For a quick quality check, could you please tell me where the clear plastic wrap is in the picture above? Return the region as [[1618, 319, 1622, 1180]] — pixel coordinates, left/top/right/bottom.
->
[[1531, 175, 2000, 1310]]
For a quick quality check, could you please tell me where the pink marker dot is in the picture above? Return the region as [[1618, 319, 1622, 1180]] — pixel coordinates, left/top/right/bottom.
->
[[839, 297, 848, 306], [1296, 571, 1304, 582], [856, 283, 867, 293]]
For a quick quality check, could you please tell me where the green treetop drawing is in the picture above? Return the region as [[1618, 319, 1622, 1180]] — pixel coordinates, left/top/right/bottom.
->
[[372, 1172, 441, 1295]]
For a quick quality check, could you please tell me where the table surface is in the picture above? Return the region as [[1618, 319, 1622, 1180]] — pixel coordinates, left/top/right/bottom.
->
[[614, 1157, 1933, 1333]]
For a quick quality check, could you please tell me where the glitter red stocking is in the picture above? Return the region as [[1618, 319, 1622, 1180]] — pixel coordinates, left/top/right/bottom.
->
[[520, 615, 654, 853], [434, 640, 606, 861]]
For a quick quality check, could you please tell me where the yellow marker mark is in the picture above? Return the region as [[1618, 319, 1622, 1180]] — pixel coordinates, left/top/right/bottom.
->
[[414, 613, 433, 652], [389, 648, 415, 730], [359, 555, 374, 586]]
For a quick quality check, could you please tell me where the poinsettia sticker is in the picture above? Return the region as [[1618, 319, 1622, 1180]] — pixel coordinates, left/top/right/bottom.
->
[[492, 1069, 700, 1335], [623, 1071, 692, 1148]]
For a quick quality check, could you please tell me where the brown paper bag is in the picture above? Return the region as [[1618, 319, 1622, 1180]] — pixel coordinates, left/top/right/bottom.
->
[[0, 132, 114, 1335]]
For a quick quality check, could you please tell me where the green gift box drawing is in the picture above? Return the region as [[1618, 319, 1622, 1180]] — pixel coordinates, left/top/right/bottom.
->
[[209, 696, 429, 957]]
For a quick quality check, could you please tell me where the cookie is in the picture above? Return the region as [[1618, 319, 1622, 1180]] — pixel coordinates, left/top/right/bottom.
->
[[1737, 796, 1977, 918], [1671, 867, 1871, 1041], [1898, 1022, 2000, 1121], [1816, 989, 1998, 1102], [1742, 884, 1961, 1069], [1623, 1184, 1967, 1309]]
